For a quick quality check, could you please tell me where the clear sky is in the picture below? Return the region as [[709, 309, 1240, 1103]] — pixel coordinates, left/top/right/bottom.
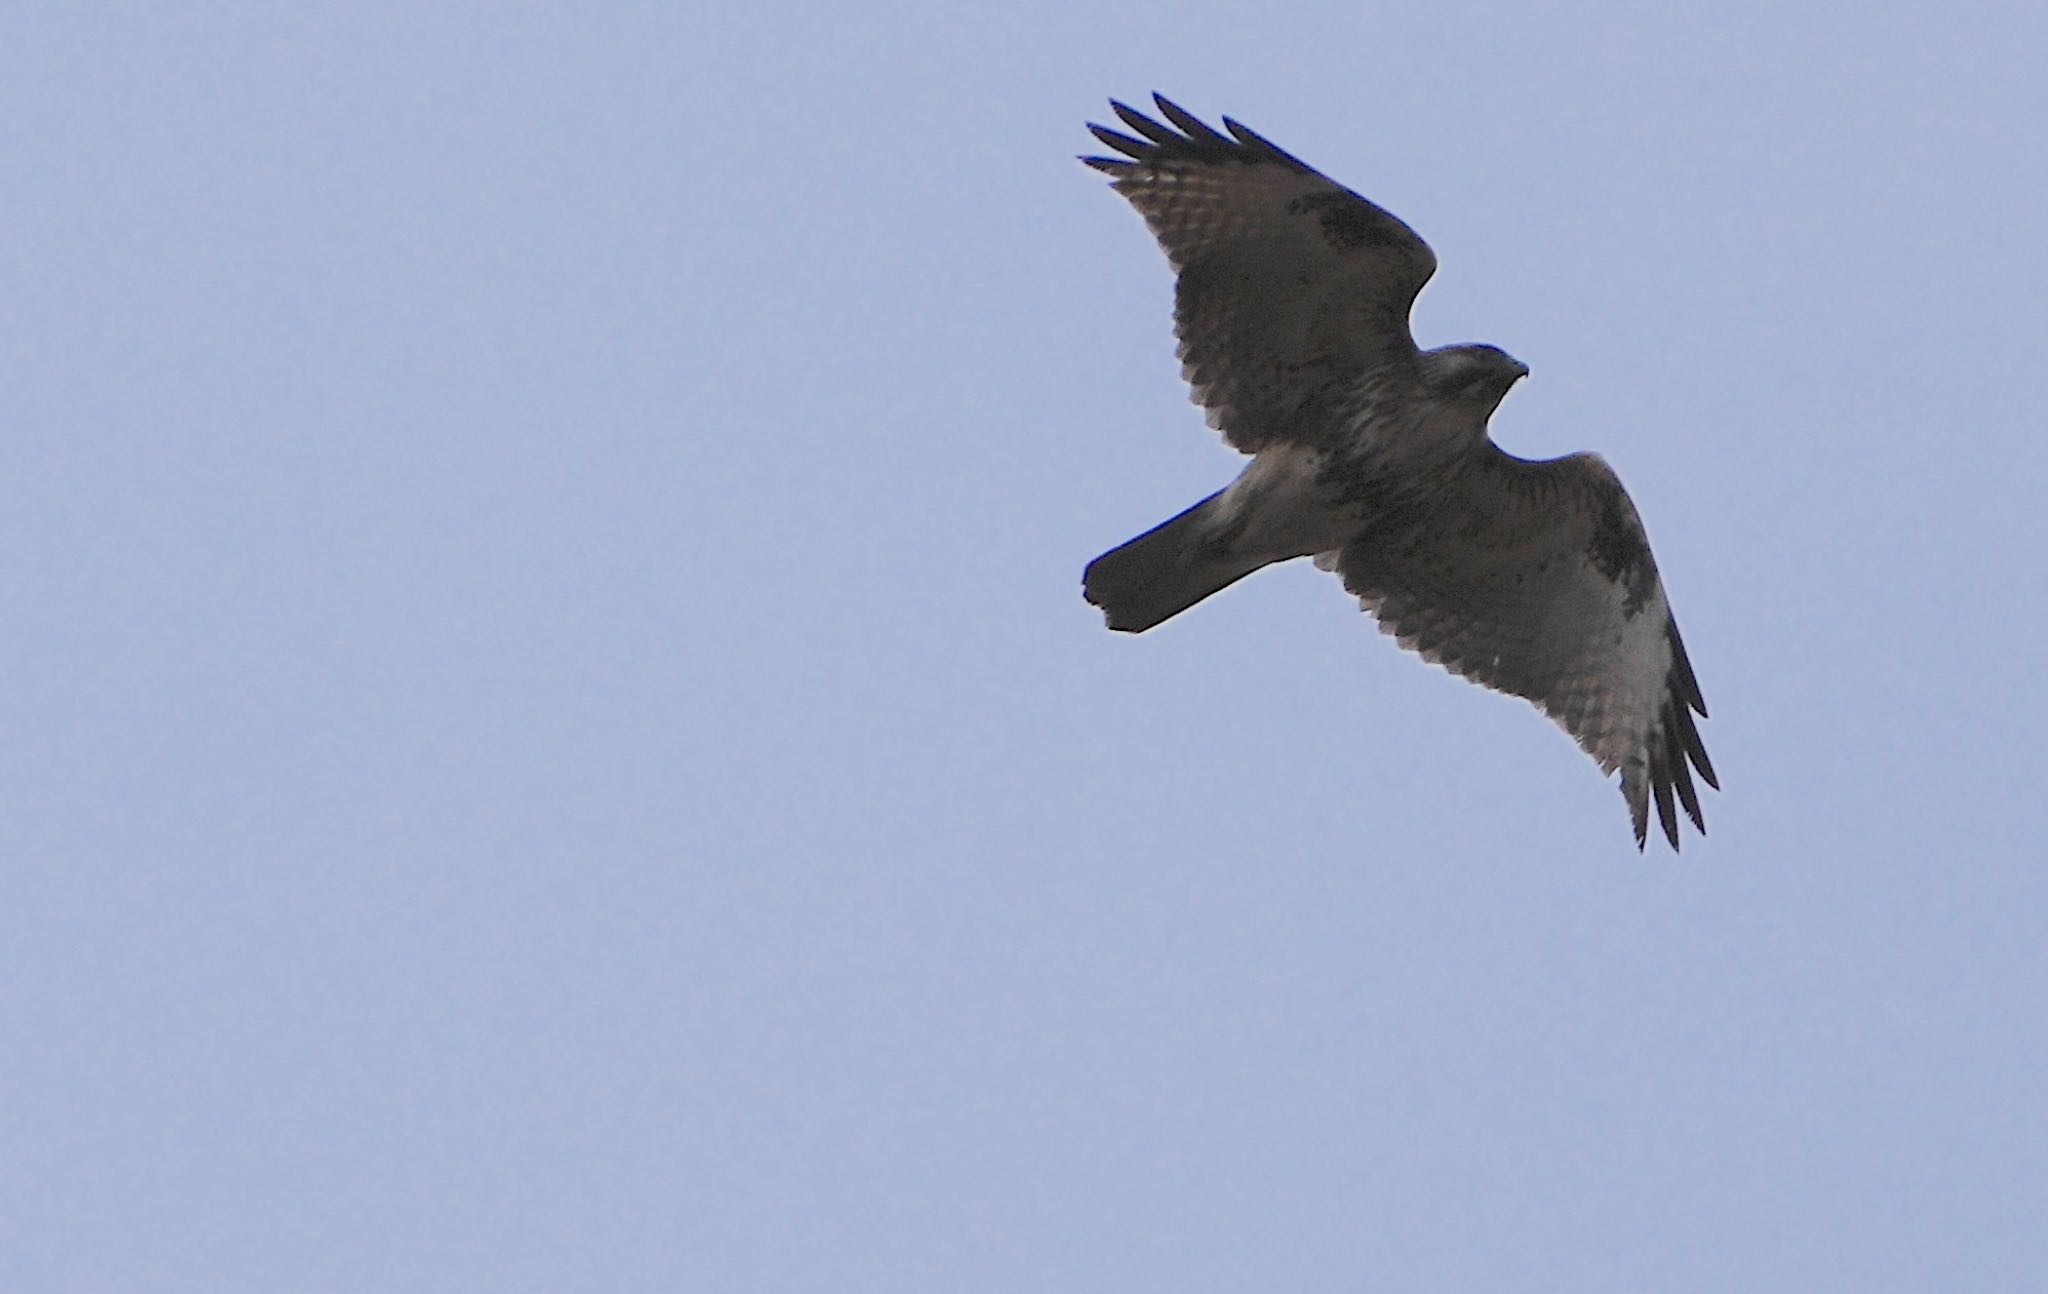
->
[[5, 3, 2045, 1290]]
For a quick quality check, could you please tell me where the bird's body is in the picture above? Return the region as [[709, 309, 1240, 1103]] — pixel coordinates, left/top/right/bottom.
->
[[1080, 96, 1717, 849]]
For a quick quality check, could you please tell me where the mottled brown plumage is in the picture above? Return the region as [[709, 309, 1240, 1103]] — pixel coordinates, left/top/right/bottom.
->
[[1081, 96, 1717, 849]]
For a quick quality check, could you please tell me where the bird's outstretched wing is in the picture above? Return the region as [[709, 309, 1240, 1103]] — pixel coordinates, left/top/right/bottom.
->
[[1320, 451, 1718, 849], [1084, 95, 1437, 454]]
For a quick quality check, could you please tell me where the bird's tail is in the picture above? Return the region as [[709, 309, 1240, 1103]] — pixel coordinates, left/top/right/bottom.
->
[[1083, 491, 1267, 633]]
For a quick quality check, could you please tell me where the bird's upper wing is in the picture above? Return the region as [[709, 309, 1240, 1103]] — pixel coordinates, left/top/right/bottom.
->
[[1319, 450, 1717, 849], [1084, 95, 1438, 453]]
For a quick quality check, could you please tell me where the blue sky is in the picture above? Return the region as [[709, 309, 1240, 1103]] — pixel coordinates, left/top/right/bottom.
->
[[4, 3, 2045, 1289]]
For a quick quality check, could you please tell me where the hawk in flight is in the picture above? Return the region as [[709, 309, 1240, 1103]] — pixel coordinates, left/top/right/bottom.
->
[[1080, 96, 1717, 850]]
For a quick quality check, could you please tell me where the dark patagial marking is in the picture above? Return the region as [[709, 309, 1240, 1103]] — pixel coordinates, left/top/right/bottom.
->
[[1286, 192, 1399, 251], [1587, 492, 1656, 617]]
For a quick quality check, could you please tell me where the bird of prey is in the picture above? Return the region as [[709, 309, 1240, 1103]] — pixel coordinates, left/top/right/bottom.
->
[[1079, 95, 1717, 850]]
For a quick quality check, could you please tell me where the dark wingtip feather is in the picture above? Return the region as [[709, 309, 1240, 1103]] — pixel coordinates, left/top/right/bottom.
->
[[1666, 715, 1705, 833], [1678, 708, 1718, 790], [1664, 617, 1717, 794], [1651, 754, 1680, 850], [1081, 96, 1313, 177], [1668, 616, 1708, 717], [1151, 94, 1228, 142], [1110, 99, 1179, 144], [1627, 778, 1649, 850], [1220, 115, 1305, 166], [1220, 116, 1267, 146], [1079, 155, 1134, 175], [1087, 124, 1151, 159]]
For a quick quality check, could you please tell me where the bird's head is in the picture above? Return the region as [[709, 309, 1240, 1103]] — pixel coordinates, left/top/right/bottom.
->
[[1423, 344, 1529, 414]]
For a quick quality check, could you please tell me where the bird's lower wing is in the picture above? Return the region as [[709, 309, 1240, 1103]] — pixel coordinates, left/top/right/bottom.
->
[[1321, 450, 1716, 849]]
